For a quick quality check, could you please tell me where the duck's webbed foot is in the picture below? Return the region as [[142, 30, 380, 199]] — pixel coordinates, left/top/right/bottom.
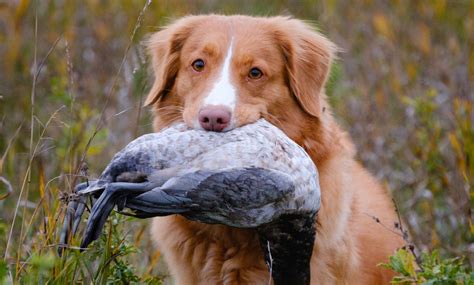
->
[[58, 182, 91, 255]]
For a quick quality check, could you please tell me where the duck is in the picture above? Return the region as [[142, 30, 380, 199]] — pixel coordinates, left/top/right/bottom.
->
[[60, 119, 321, 285]]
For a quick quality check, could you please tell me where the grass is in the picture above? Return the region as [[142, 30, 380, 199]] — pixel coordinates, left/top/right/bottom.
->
[[0, 0, 472, 283]]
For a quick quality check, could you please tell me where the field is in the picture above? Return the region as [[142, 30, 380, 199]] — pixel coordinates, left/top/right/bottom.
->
[[0, 0, 472, 283]]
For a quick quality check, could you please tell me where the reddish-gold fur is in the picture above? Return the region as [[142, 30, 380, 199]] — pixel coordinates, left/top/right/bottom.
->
[[145, 15, 404, 284]]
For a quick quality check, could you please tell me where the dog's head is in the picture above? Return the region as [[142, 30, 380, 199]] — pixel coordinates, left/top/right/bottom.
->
[[145, 15, 335, 134]]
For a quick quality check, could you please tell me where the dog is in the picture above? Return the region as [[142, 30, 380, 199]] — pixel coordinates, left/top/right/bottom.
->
[[144, 15, 404, 284]]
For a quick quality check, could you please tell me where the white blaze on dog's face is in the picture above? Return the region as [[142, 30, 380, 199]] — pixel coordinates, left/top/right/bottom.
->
[[145, 15, 335, 134], [202, 40, 236, 110]]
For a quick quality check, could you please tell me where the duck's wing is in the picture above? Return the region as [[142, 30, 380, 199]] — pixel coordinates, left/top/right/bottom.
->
[[80, 167, 296, 248], [127, 167, 295, 226]]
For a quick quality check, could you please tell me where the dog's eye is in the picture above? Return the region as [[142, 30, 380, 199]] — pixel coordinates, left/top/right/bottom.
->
[[192, 59, 205, 72], [248, 67, 263, 79]]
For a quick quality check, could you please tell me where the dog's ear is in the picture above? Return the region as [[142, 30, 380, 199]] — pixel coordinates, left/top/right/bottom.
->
[[274, 18, 336, 118], [144, 16, 201, 106]]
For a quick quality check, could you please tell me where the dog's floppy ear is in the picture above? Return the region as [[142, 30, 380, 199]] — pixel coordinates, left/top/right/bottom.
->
[[144, 16, 202, 106], [274, 18, 336, 118]]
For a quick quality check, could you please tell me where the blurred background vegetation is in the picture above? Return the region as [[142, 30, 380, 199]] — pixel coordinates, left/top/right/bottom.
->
[[0, 0, 472, 283]]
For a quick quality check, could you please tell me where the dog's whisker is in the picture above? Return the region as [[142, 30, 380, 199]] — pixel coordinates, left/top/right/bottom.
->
[[160, 114, 184, 125], [155, 110, 182, 116], [154, 105, 184, 112]]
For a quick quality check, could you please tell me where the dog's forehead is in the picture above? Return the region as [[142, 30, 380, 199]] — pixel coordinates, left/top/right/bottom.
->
[[182, 17, 276, 55], [182, 25, 230, 55]]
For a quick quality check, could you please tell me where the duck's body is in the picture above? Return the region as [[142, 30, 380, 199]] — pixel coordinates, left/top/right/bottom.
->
[[83, 119, 320, 211], [61, 119, 320, 284]]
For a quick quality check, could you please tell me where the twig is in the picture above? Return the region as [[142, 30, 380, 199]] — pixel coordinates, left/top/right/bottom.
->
[[0, 120, 24, 173], [134, 87, 144, 138], [35, 35, 63, 81], [65, 39, 75, 99], [364, 199, 424, 270], [0, 176, 13, 200], [266, 240, 273, 285], [363, 212, 403, 237], [392, 198, 423, 269]]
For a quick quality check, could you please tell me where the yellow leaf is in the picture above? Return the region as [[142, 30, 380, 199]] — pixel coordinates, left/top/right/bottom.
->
[[448, 132, 467, 177], [406, 63, 418, 81], [431, 228, 440, 247], [401, 95, 415, 106], [448, 132, 463, 160], [14, 0, 30, 28], [375, 89, 386, 108], [38, 161, 50, 217], [38, 162, 45, 199], [434, 0, 446, 18], [372, 13, 394, 40], [146, 249, 162, 273], [391, 76, 402, 95], [417, 24, 431, 55], [420, 200, 432, 212], [405, 251, 416, 277]]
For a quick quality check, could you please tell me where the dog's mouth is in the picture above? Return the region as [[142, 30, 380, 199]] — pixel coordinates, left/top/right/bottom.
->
[[183, 104, 276, 133]]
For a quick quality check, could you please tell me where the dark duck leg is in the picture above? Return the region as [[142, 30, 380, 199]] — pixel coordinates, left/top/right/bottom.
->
[[258, 214, 316, 285]]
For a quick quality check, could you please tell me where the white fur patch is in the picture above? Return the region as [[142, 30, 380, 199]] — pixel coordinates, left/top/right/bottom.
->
[[203, 40, 236, 111]]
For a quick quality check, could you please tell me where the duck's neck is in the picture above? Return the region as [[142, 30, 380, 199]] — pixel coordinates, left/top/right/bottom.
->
[[257, 213, 316, 285]]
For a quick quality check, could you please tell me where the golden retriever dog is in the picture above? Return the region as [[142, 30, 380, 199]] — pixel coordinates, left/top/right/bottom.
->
[[144, 15, 404, 284]]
